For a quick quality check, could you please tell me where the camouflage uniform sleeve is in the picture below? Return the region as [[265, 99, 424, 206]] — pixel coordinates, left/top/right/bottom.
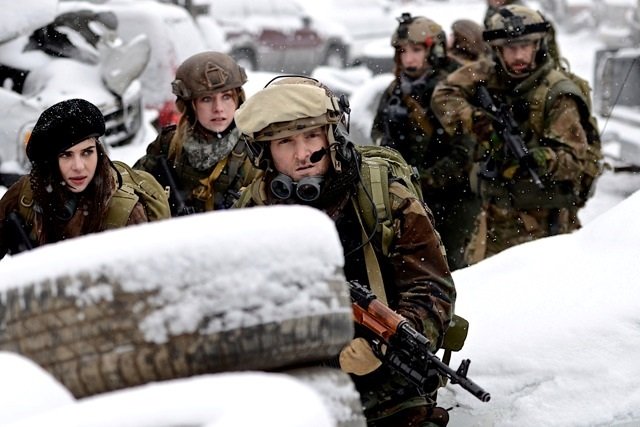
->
[[421, 134, 476, 189], [541, 95, 589, 181], [388, 181, 456, 350], [431, 59, 494, 137]]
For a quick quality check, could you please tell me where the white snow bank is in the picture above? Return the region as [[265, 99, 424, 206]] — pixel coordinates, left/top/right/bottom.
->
[[0, 352, 75, 425], [0, 205, 347, 343], [5, 371, 334, 427], [444, 190, 640, 426]]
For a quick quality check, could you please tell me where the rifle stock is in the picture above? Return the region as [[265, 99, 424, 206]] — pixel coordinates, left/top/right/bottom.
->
[[349, 280, 491, 402], [157, 157, 195, 216], [475, 85, 545, 189]]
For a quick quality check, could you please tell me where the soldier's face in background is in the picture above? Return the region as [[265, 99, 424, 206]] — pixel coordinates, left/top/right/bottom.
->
[[269, 126, 330, 181], [194, 90, 238, 133], [500, 41, 537, 75], [58, 138, 98, 193], [400, 43, 429, 74]]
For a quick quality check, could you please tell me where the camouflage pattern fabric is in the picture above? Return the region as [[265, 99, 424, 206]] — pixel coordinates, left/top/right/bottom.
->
[[371, 60, 481, 270], [235, 172, 456, 423], [134, 123, 256, 213], [431, 58, 591, 257]]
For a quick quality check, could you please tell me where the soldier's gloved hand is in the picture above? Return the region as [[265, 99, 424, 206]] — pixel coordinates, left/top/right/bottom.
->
[[471, 111, 495, 145], [339, 338, 382, 376], [524, 147, 555, 175]]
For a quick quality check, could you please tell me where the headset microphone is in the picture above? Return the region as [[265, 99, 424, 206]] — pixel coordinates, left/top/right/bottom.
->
[[310, 147, 328, 163]]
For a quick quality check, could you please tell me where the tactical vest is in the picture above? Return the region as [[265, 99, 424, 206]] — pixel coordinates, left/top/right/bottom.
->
[[166, 126, 253, 211], [482, 66, 602, 210], [528, 68, 603, 207], [17, 162, 169, 242]]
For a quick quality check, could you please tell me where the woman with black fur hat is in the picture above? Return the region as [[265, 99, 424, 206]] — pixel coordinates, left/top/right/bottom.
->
[[0, 98, 170, 259]]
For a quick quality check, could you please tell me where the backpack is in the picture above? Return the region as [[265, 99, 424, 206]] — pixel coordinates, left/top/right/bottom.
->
[[353, 144, 424, 257], [352, 144, 468, 357], [15, 161, 170, 243], [543, 24, 604, 207], [106, 161, 171, 227]]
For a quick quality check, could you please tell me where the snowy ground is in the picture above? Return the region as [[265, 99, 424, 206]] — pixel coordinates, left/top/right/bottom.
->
[[2, 1, 640, 426]]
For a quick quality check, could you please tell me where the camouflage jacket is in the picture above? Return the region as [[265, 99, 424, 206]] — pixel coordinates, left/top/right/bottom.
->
[[371, 62, 475, 197], [236, 175, 455, 347], [0, 174, 149, 259], [235, 170, 455, 415], [431, 58, 591, 209], [135, 124, 256, 214]]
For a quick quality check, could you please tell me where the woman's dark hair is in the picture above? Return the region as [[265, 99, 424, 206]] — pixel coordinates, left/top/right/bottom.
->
[[29, 139, 116, 244]]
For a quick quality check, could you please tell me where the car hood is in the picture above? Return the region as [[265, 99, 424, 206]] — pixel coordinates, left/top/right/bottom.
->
[[0, 0, 57, 43]]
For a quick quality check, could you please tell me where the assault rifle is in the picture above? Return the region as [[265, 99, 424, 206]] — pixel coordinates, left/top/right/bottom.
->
[[349, 280, 491, 402], [157, 157, 195, 216], [475, 85, 545, 189], [6, 211, 36, 254]]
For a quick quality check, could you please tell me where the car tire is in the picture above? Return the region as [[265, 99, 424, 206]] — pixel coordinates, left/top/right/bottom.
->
[[0, 267, 353, 399], [233, 48, 257, 71], [284, 366, 366, 427], [324, 44, 348, 68]]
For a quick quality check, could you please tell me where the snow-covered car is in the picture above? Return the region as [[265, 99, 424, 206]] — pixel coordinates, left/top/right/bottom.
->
[[60, 0, 222, 129], [0, 6, 147, 175], [296, 0, 396, 70], [204, 0, 351, 73]]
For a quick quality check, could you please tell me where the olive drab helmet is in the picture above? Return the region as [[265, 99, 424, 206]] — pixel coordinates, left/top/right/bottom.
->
[[234, 76, 353, 173], [483, 5, 551, 76], [171, 51, 248, 120], [451, 19, 490, 61], [391, 13, 447, 72]]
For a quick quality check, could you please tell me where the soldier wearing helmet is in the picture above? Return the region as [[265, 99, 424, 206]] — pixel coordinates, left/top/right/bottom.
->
[[134, 51, 257, 215], [234, 76, 456, 427], [431, 4, 601, 260], [371, 13, 481, 271], [449, 19, 490, 64]]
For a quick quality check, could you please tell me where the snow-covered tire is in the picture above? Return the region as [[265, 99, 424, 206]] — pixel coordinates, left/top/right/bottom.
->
[[0, 206, 354, 399], [284, 367, 366, 427]]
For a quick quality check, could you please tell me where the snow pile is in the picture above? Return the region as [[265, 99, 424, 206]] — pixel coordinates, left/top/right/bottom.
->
[[0, 205, 348, 343], [443, 190, 640, 426], [0, 352, 75, 425], [4, 371, 334, 427]]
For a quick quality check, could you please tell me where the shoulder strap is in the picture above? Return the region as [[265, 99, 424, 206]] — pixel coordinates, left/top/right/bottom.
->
[[104, 180, 139, 230], [351, 198, 388, 305], [17, 177, 35, 227], [16, 176, 39, 241], [355, 158, 395, 256]]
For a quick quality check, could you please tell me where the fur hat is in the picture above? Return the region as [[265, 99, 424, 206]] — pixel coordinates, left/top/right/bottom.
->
[[26, 98, 106, 163]]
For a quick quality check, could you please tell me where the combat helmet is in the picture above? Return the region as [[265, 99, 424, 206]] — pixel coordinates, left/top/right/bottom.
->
[[391, 13, 447, 71], [483, 4, 550, 46], [483, 5, 551, 76], [235, 76, 352, 170], [451, 19, 490, 62], [171, 52, 247, 120]]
